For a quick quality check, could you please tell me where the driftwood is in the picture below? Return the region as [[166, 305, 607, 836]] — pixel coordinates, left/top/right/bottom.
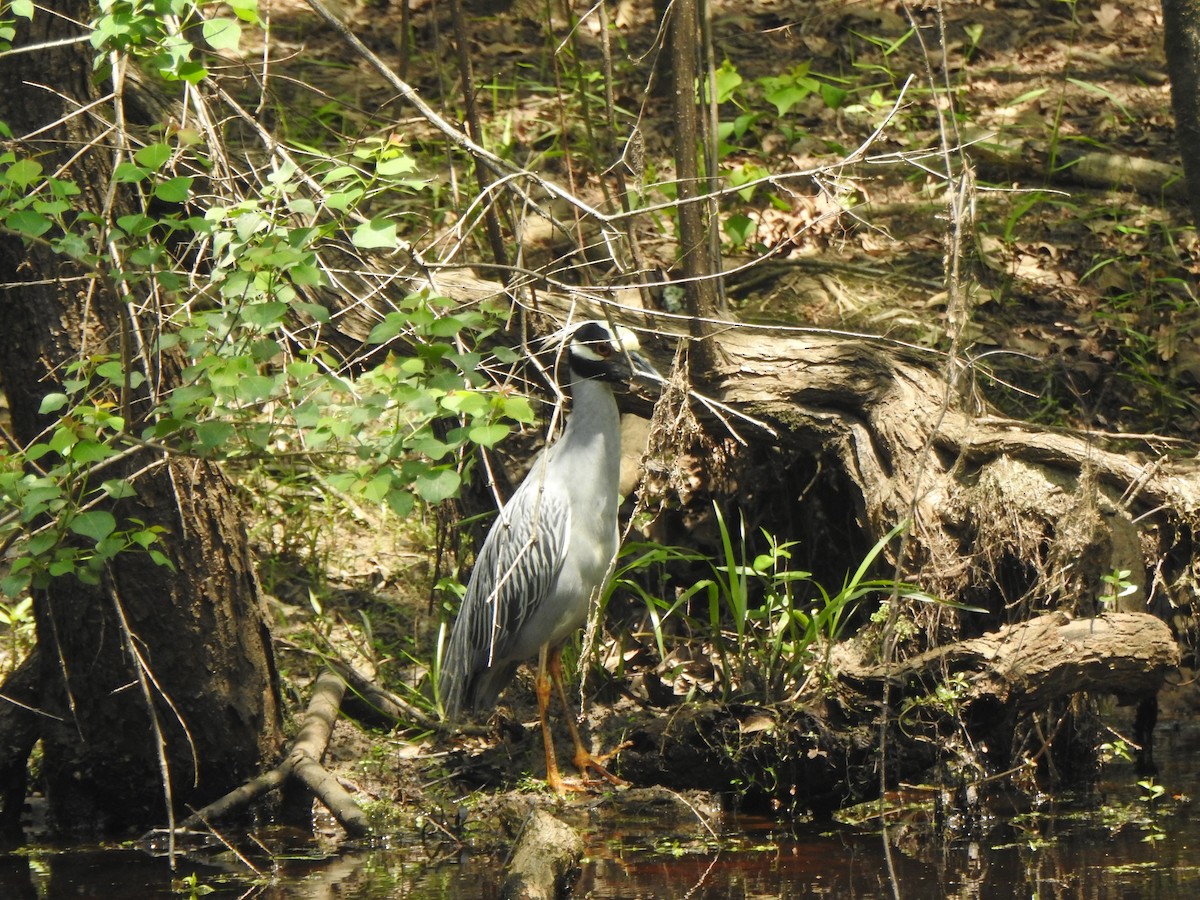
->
[[500, 807, 583, 900]]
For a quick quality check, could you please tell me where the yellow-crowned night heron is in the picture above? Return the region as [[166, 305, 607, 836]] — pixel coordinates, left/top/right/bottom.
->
[[439, 320, 659, 792]]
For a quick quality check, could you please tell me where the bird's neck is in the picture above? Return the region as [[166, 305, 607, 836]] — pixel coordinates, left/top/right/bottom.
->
[[556, 377, 621, 484]]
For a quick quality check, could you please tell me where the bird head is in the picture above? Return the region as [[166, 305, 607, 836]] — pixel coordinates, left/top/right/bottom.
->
[[563, 320, 662, 387]]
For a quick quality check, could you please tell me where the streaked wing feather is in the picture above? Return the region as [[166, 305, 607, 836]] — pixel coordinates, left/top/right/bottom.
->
[[439, 472, 570, 716]]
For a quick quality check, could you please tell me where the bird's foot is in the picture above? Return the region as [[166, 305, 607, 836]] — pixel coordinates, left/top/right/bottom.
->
[[574, 741, 632, 788]]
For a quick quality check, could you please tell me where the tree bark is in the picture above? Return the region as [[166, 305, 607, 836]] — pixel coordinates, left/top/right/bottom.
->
[[0, 2, 282, 836], [668, 0, 725, 374], [1163, 0, 1200, 226]]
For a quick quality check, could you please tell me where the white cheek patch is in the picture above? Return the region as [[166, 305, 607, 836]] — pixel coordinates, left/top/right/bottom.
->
[[571, 343, 609, 362]]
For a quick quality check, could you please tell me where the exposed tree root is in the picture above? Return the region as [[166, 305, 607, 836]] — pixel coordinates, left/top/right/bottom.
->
[[615, 612, 1178, 813], [172, 669, 370, 838], [0, 651, 41, 840]]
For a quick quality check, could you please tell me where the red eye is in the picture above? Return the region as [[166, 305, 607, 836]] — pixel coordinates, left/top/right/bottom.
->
[[596, 342, 612, 358]]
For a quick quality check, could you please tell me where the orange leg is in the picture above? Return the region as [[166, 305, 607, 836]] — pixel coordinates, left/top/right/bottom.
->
[[535, 644, 567, 794], [547, 645, 628, 788]]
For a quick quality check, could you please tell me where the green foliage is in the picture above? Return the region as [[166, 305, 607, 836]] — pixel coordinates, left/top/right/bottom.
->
[[0, 0, 33, 53], [1137, 776, 1166, 805], [172, 871, 217, 898], [0, 596, 34, 672], [0, 2, 538, 605], [685, 59, 849, 251], [615, 511, 941, 704], [1099, 568, 1136, 613], [90, 0, 260, 83]]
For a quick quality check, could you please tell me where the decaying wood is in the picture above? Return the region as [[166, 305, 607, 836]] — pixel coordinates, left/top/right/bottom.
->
[[500, 807, 583, 900], [174, 669, 370, 838], [697, 327, 1200, 651], [975, 139, 1188, 202]]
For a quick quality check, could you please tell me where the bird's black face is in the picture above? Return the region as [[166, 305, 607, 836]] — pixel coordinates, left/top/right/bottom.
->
[[566, 321, 655, 385]]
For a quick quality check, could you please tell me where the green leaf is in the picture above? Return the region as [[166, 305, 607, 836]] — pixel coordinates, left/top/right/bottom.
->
[[154, 176, 193, 203], [101, 479, 137, 499], [112, 162, 150, 183], [710, 59, 743, 104], [819, 82, 848, 110], [10, 0, 34, 19], [227, 0, 261, 23], [386, 489, 415, 517], [376, 154, 417, 176], [290, 263, 323, 286], [26, 531, 58, 557], [235, 374, 277, 402], [71, 440, 114, 465], [202, 17, 242, 51], [441, 391, 489, 416], [49, 426, 75, 456], [134, 143, 172, 170], [6, 158, 42, 187], [69, 510, 117, 543], [362, 472, 392, 503], [502, 396, 536, 423], [351, 218, 397, 249], [6, 210, 51, 238], [194, 420, 235, 451], [39, 393, 69, 414], [366, 312, 408, 345], [149, 549, 176, 570], [96, 359, 144, 387], [468, 423, 509, 447], [723, 213, 755, 246], [415, 467, 461, 503], [240, 301, 288, 328], [0, 571, 31, 599]]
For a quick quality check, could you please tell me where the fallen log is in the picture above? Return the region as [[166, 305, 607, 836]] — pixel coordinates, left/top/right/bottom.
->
[[836, 611, 1180, 713]]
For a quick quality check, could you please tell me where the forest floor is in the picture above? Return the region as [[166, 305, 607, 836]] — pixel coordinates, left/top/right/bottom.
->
[[228, 0, 1200, 843]]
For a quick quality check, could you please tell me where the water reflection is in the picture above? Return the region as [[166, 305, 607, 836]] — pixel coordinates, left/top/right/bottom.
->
[[2, 722, 1198, 898]]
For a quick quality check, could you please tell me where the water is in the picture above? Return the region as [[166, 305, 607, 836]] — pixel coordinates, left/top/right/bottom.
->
[[3, 721, 1199, 898]]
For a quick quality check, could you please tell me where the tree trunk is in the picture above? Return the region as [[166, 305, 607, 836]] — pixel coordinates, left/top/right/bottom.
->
[[0, 2, 282, 836], [668, 0, 725, 374], [1163, 0, 1200, 226]]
